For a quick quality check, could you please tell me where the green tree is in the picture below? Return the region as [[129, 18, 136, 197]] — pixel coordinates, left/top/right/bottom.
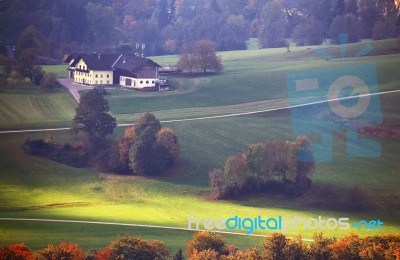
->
[[157, 127, 181, 165], [0, 54, 14, 78], [71, 89, 116, 141], [128, 113, 162, 175], [108, 234, 169, 259], [223, 154, 248, 190], [292, 18, 325, 46], [13, 48, 37, 81], [247, 143, 268, 179], [329, 14, 360, 44], [32, 66, 44, 85], [258, 0, 288, 48], [209, 168, 225, 198]]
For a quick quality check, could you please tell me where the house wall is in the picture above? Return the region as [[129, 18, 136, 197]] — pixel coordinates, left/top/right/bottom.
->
[[120, 76, 156, 88], [73, 60, 113, 85]]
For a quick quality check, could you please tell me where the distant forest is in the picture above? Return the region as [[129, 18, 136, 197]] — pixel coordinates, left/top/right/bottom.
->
[[0, 0, 399, 59]]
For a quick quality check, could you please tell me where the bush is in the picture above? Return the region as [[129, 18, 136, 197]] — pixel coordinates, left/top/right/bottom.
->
[[40, 72, 61, 91], [23, 138, 51, 156]]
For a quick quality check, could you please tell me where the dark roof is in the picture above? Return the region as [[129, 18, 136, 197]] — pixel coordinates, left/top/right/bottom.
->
[[70, 53, 120, 70], [112, 54, 161, 72]]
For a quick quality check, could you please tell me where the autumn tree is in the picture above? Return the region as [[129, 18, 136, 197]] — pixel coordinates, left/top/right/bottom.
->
[[71, 89, 116, 142], [0, 243, 35, 260], [36, 242, 86, 260], [309, 233, 336, 259], [223, 154, 248, 190], [209, 168, 225, 198], [258, 1, 288, 48], [187, 231, 227, 259], [107, 234, 169, 259], [178, 40, 223, 74]]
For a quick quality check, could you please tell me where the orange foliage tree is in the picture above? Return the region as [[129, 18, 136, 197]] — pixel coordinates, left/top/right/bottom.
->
[[0, 243, 35, 260], [36, 241, 86, 260]]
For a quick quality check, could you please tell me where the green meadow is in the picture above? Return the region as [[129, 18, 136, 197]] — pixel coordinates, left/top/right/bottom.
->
[[0, 39, 399, 252]]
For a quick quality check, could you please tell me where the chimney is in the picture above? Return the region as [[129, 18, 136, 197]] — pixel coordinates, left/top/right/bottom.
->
[[98, 53, 101, 60]]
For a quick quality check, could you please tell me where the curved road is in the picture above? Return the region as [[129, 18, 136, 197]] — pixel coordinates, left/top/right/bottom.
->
[[57, 78, 94, 102]]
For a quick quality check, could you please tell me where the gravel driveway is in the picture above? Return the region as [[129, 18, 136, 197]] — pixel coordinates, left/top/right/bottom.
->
[[57, 78, 94, 102]]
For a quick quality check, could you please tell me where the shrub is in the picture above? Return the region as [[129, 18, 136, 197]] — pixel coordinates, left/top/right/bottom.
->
[[23, 138, 51, 156]]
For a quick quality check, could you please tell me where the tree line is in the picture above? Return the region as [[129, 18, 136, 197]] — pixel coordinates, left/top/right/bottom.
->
[[1, 0, 399, 59], [1, 231, 399, 259], [209, 136, 315, 199], [24, 89, 180, 176]]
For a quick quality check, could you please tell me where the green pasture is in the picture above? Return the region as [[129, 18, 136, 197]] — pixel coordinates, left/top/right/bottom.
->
[[0, 103, 399, 251], [0, 85, 76, 130], [0, 39, 399, 251]]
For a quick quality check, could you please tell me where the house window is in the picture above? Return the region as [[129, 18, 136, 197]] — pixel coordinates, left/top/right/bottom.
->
[[95, 74, 98, 78], [107, 74, 109, 78], [107, 80, 109, 84], [146, 81, 149, 84], [140, 81, 143, 84], [100, 74, 103, 78], [152, 81, 155, 84], [95, 80, 98, 84]]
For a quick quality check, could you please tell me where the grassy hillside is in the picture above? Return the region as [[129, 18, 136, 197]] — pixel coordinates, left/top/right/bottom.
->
[[0, 85, 76, 130], [0, 39, 399, 252]]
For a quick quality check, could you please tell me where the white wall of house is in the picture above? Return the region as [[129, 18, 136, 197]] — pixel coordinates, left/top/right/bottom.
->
[[120, 76, 156, 88]]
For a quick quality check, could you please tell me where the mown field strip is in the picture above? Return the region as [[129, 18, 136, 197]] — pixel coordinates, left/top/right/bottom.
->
[[1, 89, 399, 134]]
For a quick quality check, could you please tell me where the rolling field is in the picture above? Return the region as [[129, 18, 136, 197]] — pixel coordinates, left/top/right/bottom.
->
[[0, 85, 76, 130], [0, 39, 399, 252]]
